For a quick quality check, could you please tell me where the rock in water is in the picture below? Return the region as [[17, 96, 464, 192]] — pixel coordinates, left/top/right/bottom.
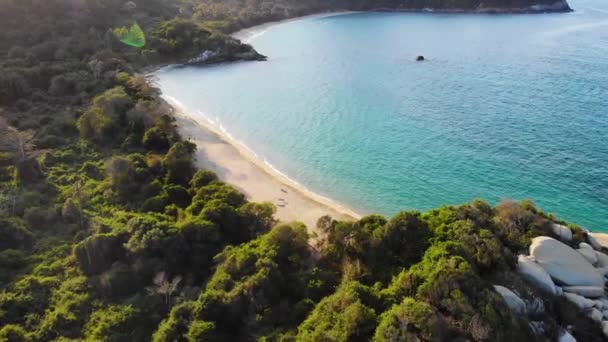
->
[[416, 55, 425, 61], [493, 285, 526, 314], [530, 236, 604, 287], [516, 254, 557, 294], [551, 223, 573, 241]]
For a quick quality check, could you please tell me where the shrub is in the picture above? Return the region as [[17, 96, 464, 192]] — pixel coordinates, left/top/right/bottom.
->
[[73, 234, 125, 275]]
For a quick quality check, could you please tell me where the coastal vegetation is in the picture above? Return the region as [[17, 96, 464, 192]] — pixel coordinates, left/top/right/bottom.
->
[[0, 0, 596, 341]]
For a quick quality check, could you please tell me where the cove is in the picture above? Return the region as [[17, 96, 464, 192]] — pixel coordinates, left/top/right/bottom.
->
[[156, 0, 608, 231]]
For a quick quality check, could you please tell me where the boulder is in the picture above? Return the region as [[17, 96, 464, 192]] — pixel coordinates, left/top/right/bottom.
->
[[577, 248, 598, 265], [530, 236, 604, 287], [595, 300, 605, 310], [558, 329, 577, 342], [602, 321, 608, 338], [587, 233, 603, 251], [416, 55, 425, 61], [552, 223, 573, 241], [589, 233, 608, 249], [603, 310, 608, 320], [596, 252, 608, 268], [595, 266, 608, 277], [587, 308, 604, 322], [493, 285, 526, 314], [516, 254, 557, 295], [564, 292, 595, 310], [526, 297, 545, 315], [563, 286, 605, 298]]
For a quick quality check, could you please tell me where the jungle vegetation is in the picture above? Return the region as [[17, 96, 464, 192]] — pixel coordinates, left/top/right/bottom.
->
[[0, 0, 593, 341]]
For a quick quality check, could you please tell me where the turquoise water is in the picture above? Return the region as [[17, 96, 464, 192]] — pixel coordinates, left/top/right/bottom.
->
[[156, 0, 608, 231]]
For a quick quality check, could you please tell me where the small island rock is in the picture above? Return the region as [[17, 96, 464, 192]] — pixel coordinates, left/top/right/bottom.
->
[[416, 55, 425, 61], [530, 236, 604, 287]]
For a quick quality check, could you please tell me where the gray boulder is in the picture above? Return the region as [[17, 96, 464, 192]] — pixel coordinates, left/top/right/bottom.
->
[[596, 252, 608, 268], [516, 254, 557, 295], [587, 233, 603, 251], [552, 223, 573, 241], [589, 233, 608, 249], [587, 308, 604, 323], [602, 321, 608, 338], [558, 329, 577, 342], [530, 236, 604, 287], [493, 285, 526, 314], [564, 292, 595, 310], [577, 247, 598, 266], [563, 286, 605, 298]]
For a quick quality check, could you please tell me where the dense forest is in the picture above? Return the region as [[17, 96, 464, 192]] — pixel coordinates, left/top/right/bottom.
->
[[0, 0, 594, 341]]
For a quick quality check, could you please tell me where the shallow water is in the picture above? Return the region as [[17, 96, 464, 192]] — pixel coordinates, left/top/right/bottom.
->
[[156, 0, 608, 231]]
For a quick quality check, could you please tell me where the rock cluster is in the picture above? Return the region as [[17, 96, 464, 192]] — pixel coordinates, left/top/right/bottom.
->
[[494, 224, 608, 340]]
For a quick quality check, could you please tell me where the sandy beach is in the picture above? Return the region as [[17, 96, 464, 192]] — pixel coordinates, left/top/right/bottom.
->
[[164, 97, 361, 231], [150, 12, 363, 231]]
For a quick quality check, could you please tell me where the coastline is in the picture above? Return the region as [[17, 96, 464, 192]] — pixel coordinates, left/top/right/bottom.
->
[[161, 95, 362, 231], [232, 11, 359, 43]]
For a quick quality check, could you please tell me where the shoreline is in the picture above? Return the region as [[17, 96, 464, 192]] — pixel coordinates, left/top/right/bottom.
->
[[232, 11, 360, 43], [161, 94, 362, 230]]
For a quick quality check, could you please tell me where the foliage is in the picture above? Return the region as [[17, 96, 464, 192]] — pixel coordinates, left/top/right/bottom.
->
[[0, 1, 594, 341]]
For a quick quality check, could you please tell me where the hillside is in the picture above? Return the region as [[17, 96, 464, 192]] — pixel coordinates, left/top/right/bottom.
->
[[0, 1, 596, 342]]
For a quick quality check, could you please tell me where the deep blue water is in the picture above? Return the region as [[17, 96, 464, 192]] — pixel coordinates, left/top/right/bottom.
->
[[156, 0, 608, 231]]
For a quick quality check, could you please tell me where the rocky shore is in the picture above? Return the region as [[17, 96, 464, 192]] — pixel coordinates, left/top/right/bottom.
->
[[495, 224, 608, 341]]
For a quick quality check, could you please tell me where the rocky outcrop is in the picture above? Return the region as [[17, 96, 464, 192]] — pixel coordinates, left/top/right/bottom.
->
[[530, 236, 604, 287], [521, 234, 608, 339], [186, 49, 267, 65]]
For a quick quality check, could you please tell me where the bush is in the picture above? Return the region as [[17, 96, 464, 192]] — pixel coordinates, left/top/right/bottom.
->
[[0, 324, 30, 342], [143, 127, 170, 151], [373, 298, 445, 341], [74, 234, 125, 275], [84, 305, 143, 342]]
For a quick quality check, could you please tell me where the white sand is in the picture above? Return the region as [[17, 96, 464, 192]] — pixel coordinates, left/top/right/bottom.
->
[[165, 99, 361, 231]]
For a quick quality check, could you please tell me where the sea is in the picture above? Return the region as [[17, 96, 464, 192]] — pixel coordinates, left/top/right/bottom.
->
[[155, 0, 608, 231]]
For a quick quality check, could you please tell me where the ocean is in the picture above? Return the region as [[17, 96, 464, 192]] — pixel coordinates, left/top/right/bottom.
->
[[155, 0, 608, 231]]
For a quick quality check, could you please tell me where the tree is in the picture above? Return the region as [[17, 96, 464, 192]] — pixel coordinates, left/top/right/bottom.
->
[[0, 117, 38, 162], [146, 272, 182, 305], [162, 141, 196, 185]]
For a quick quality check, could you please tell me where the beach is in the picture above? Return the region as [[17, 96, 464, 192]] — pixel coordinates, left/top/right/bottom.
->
[[151, 12, 364, 231], [164, 97, 361, 231]]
